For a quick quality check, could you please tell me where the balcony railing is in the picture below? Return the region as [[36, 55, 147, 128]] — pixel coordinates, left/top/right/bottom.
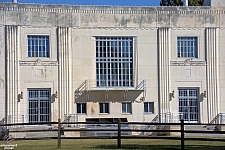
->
[[75, 79, 146, 99]]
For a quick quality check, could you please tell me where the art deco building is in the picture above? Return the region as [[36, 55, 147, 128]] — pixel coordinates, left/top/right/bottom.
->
[[0, 0, 225, 124]]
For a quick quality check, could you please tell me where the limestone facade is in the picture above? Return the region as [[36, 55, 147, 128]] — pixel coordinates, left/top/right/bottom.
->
[[0, 2, 225, 124]]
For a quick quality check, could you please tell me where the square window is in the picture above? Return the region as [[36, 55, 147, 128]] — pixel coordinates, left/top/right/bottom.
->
[[144, 102, 154, 113], [28, 35, 50, 58], [177, 37, 197, 58], [122, 103, 132, 114], [99, 103, 109, 114], [77, 103, 86, 114]]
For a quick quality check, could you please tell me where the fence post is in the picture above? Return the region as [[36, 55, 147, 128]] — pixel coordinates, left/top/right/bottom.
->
[[181, 119, 184, 150], [117, 118, 121, 148], [58, 119, 61, 148]]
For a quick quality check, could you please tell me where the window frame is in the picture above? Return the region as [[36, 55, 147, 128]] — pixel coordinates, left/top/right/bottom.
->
[[96, 37, 133, 87], [28, 89, 51, 123], [144, 102, 154, 114], [178, 88, 199, 123], [77, 103, 87, 114], [122, 102, 132, 114], [177, 37, 198, 58], [27, 35, 50, 58], [99, 103, 109, 114]]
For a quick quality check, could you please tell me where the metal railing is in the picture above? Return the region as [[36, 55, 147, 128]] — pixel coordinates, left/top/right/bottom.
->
[[208, 113, 225, 125], [140, 115, 159, 135], [0, 118, 5, 130], [75, 79, 146, 99], [160, 112, 183, 123], [219, 113, 225, 124], [7, 115, 24, 124], [63, 114, 79, 128]]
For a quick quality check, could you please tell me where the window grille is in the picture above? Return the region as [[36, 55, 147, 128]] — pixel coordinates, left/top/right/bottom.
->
[[28, 35, 50, 57], [28, 89, 50, 123], [177, 37, 197, 58], [96, 37, 133, 87], [178, 88, 199, 122]]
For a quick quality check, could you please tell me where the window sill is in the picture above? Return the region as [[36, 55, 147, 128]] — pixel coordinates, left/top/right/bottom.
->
[[77, 113, 86, 115], [144, 112, 154, 114], [99, 113, 109, 115], [121, 113, 132, 115]]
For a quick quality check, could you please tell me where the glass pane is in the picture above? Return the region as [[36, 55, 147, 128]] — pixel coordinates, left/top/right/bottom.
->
[[144, 103, 148, 112], [77, 104, 81, 113], [99, 103, 103, 113], [127, 103, 131, 113], [82, 103, 86, 114], [105, 103, 109, 113], [122, 103, 126, 113]]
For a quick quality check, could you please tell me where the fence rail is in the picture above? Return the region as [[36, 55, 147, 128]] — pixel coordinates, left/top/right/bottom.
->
[[1, 120, 225, 150]]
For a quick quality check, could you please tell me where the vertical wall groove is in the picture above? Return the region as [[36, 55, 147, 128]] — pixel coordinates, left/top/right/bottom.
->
[[205, 28, 219, 123]]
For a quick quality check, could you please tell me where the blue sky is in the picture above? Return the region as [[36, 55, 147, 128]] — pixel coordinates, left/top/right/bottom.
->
[[0, 0, 161, 6]]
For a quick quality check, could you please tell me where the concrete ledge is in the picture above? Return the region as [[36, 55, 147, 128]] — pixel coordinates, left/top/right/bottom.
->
[[217, 125, 225, 131], [63, 127, 80, 137], [158, 126, 181, 136]]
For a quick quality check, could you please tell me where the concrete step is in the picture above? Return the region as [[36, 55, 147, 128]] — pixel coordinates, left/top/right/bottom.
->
[[185, 125, 218, 131]]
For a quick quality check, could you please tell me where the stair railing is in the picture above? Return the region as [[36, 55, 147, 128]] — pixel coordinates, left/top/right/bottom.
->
[[140, 115, 159, 135]]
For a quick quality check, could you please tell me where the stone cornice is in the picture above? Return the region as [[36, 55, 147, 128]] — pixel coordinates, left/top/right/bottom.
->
[[0, 2, 225, 15]]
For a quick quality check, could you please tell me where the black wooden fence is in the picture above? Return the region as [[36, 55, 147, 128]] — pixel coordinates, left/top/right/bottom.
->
[[1, 119, 225, 150]]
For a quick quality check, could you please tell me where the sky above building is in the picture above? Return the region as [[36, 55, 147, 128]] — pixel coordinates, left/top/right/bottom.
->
[[0, 0, 160, 6]]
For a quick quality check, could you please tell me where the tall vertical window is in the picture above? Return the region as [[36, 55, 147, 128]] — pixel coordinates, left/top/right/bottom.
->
[[28, 89, 50, 123], [178, 88, 199, 122], [144, 102, 154, 113], [28, 35, 50, 57], [122, 103, 132, 114], [77, 103, 87, 114], [177, 37, 197, 58], [96, 37, 133, 87], [99, 103, 109, 114]]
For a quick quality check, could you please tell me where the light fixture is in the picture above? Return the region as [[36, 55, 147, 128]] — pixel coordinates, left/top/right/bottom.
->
[[55, 91, 58, 99], [20, 91, 23, 99], [203, 91, 207, 98], [171, 90, 175, 98]]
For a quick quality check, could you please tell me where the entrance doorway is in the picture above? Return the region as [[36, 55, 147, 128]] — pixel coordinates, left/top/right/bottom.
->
[[28, 89, 50, 123], [178, 88, 199, 123]]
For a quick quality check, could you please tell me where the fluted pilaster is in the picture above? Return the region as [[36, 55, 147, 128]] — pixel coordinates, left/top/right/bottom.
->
[[5, 25, 19, 123], [205, 28, 219, 123], [158, 28, 171, 119], [57, 27, 72, 119]]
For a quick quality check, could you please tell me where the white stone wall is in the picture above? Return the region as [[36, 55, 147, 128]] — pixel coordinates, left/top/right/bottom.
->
[[18, 27, 58, 122], [0, 3, 225, 123]]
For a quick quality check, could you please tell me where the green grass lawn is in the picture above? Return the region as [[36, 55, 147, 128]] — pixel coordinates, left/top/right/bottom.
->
[[0, 138, 225, 150]]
